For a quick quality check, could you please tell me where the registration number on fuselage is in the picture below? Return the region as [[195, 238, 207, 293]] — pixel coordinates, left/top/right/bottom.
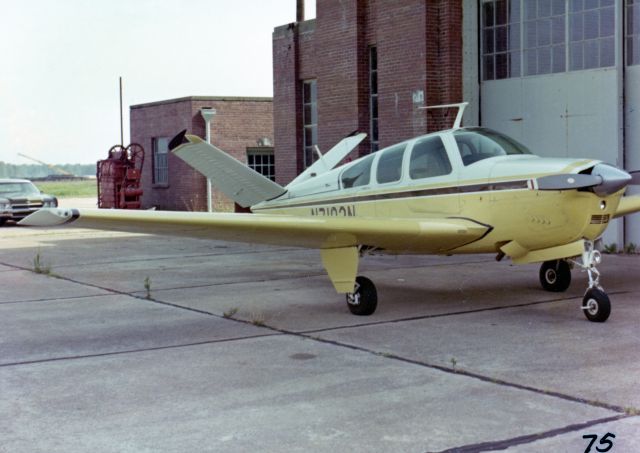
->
[[310, 205, 357, 217]]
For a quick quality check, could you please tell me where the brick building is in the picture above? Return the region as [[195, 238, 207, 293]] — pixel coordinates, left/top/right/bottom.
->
[[273, 0, 640, 245], [272, 0, 463, 185], [130, 96, 273, 212]]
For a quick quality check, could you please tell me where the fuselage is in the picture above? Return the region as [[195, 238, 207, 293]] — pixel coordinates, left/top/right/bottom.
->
[[253, 127, 621, 255]]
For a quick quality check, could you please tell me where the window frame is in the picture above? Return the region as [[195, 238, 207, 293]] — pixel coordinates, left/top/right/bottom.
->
[[302, 79, 318, 169], [247, 147, 275, 182], [152, 136, 170, 187]]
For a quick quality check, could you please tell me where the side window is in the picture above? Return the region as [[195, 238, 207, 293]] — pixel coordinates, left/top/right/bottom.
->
[[341, 154, 374, 189], [409, 136, 452, 179], [376, 144, 406, 184]]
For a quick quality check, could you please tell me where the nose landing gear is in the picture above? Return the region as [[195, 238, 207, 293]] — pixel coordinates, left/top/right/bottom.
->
[[572, 240, 611, 323]]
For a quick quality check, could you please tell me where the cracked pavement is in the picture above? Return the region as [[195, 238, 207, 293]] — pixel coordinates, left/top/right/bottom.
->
[[1, 219, 639, 452]]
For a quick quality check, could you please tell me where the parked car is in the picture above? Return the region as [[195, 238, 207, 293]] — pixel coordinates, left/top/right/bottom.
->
[[0, 179, 58, 226]]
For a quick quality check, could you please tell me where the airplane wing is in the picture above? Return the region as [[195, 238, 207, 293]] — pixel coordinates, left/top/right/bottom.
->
[[614, 195, 640, 218], [20, 208, 490, 253]]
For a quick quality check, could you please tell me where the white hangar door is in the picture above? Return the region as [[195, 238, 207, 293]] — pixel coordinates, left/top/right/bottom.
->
[[479, 0, 623, 245]]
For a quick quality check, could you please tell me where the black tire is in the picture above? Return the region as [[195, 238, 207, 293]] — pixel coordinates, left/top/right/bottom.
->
[[346, 276, 377, 316], [0, 218, 6, 226], [582, 288, 611, 322], [539, 260, 571, 292]]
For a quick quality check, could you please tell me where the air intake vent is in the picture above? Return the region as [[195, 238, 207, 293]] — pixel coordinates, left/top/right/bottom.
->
[[590, 214, 610, 224]]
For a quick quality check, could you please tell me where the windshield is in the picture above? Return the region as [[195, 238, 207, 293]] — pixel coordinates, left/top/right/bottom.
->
[[454, 128, 532, 166], [0, 182, 40, 196]]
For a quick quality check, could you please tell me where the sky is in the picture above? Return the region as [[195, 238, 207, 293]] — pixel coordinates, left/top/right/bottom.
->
[[0, 0, 315, 165]]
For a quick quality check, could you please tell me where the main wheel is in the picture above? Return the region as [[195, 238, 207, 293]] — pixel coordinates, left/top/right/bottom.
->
[[346, 276, 377, 316], [539, 260, 571, 292], [582, 288, 611, 322]]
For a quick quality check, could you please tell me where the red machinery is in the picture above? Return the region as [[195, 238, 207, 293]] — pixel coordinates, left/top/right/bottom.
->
[[97, 143, 144, 209]]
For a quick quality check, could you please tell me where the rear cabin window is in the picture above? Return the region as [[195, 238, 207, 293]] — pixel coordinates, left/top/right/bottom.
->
[[341, 154, 374, 188], [376, 144, 406, 184], [409, 136, 452, 179], [454, 128, 532, 166]]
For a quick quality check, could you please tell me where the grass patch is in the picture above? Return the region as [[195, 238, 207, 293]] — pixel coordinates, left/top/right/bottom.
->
[[33, 251, 51, 275], [35, 180, 97, 198]]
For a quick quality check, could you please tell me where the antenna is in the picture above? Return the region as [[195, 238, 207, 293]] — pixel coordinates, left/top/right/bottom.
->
[[119, 77, 124, 147], [419, 102, 469, 129]]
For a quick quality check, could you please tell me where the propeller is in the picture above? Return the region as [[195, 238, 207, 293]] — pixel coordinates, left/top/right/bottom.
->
[[534, 163, 633, 196]]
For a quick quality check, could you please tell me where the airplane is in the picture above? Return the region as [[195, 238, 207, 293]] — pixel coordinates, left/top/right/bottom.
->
[[21, 103, 640, 323]]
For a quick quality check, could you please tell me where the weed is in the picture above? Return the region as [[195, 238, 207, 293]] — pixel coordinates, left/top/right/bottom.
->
[[624, 406, 640, 416], [33, 251, 51, 275], [223, 307, 238, 319], [624, 242, 637, 254], [250, 312, 266, 326], [450, 357, 458, 371], [144, 276, 152, 299], [603, 243, 618, 254]]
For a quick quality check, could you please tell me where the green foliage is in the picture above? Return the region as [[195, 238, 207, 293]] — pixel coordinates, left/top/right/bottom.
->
[[35, 180, 97, 198], [0, 162, 95, 179], [603, 243, 618, 254], [624, 242, 637, 254]]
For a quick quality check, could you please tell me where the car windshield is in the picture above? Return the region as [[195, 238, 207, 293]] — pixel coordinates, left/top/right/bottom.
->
[[0, 182, 40, 196], [454, 128, 532, 166]]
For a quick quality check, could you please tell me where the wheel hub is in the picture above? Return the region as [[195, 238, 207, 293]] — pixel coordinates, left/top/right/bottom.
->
[[346, 292, 360, 306], [545, 269, 557, 284], [584, 298, 599, 315]]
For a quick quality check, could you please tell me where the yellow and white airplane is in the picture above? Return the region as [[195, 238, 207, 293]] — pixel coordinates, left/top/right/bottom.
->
[[22, 103, 640, 322]]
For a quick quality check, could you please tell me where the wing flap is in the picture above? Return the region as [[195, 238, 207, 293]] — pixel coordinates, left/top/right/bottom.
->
[[20, 208, 490, 253]]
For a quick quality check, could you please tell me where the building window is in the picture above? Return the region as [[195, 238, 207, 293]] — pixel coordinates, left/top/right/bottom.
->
[[524, 0, 566, 75], [152, 137, 169, 186], [369, 46, 379, 152], [627, 0, 640, 66], [302, 79, 318, 168], [481, 0, 617, 80], [569, 0, 615, 70], [247, 148, 275, 181], [482, 0, 522, 80]]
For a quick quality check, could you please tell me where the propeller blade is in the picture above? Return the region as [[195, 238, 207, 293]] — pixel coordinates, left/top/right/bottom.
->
[[534, 173, 602, 191]]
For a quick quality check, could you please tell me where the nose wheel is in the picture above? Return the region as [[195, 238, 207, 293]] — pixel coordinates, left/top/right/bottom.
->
[[346, 276, 377, 316], [582, 288, 611, 322]]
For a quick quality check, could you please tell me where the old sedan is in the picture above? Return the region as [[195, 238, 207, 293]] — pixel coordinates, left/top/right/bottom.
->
[[0, 179, 58, 225]]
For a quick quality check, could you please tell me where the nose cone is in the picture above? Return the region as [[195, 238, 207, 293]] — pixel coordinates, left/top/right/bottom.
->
[[591, 164, 632, 196]]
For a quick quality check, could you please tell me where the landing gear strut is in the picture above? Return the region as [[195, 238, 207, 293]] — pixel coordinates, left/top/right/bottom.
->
[[346, 276, 377, 316], [570, 240, 611, 323]]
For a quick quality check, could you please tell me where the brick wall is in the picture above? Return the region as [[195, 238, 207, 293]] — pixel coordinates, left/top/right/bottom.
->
[[272, 0, 463, 179], [130, 97, 273, 211]]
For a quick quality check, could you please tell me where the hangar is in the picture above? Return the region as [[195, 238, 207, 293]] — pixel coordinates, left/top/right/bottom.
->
[[272, 0, 639, 245]]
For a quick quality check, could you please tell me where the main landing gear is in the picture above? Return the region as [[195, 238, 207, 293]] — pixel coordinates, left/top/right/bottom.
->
[[539, 240, 611, 322], [346, 276, 378, 316]]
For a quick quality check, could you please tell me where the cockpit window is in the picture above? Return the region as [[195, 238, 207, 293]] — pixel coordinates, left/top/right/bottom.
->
[[454, 127, 532, 166], [376, 143, 406, 184], [409, 136, 452, 179], [341, 154, 374, 188]]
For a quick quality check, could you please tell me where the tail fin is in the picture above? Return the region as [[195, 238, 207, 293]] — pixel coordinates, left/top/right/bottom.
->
[[286, 132, 366, 188], [170, 131, 286, 208]]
